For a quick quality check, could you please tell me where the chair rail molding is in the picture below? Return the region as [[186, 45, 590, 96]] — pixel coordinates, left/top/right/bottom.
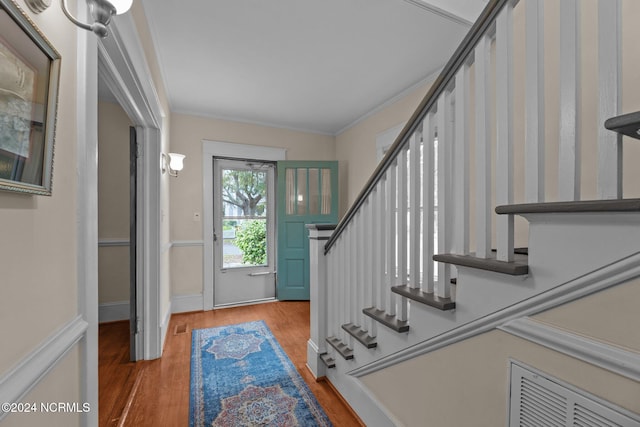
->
[[0, 316, 88, 421], [499, 317, 640, 382]]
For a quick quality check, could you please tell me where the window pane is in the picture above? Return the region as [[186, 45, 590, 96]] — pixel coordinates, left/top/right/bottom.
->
[[321, 168, 331, 214], [221, 167, 269, 268], [308, 168, 319, 215], [222, 219, 267, 268], [297, 168, 307, 215], [286, 168, 295, 215], [222, 168, 267, 218]]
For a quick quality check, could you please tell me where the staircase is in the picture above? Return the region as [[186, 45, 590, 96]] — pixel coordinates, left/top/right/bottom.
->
[[307, 1, 640, 425]]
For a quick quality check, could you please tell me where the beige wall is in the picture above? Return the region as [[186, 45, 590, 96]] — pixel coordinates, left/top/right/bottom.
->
[[98, 101, 132, 304], [0, 1, 81, 425], [335, 81, 433, 216], [169, 113, 336, 297], [362, 278, 640, 426]]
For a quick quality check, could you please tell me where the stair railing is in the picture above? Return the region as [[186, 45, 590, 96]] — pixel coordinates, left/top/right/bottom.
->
[[312, 0, 625, 371]]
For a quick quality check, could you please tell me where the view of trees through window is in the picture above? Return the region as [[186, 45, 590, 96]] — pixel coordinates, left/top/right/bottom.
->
[[221, 168, 268, 268]]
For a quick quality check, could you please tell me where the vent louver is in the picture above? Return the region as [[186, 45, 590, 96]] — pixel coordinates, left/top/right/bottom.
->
[[509, 362, 640, 427]]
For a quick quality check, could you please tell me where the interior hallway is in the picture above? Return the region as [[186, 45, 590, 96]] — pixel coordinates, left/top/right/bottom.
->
[[98, 301, 362, 426]]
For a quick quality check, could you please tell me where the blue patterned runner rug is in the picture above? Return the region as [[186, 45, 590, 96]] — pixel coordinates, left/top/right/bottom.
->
[[190, 320, 333, 426]]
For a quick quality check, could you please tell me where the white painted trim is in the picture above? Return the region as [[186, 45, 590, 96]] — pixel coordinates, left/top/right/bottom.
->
[[349, 377, 405, 427], [401, 0, 474, 26], [98, 238, 130, 247], [0, 316, 88, 421], [99, 301, 130, 323], [173, 108, 335, 137], [99, 13, 167, 361], [172, 294, 204, 313], [172, 240, 205, 247], [76, 1, 99, 423], [202, 141, 286, 311], [202, 140, 287, 161], [160, 302, 172, 351], [349, 251, 640, 377], [499, 317, 640, 383]]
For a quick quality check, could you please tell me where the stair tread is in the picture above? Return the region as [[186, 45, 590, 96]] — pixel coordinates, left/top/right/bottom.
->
[[433, 253, 528, 276], [604, 111, 640, 139], [341, 323, 377, 348], [362, 307, 410, 333], [319, 353, 335, 368], [496, 198, 640, 215], [391, 285, 455, 311], [325, 336, 354, 360]]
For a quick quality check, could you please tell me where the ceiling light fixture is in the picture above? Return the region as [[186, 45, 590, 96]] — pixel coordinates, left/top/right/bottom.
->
[[26, 0, 133, 38]]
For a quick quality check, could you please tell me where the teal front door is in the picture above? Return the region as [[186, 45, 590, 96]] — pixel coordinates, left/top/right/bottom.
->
[[277, 161, 338, 300]]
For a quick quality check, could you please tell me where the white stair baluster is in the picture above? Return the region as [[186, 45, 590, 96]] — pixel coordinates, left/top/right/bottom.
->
[[558, 0, 581, 202], [597, 0, 622, 199], [365, 196, 375, 335], [410, 128, 422, 290], [423, 113, 436, 294], [397, 147, 409, 320], [454, 65, 470, 256], [437, 93, 452, 298], [496, 3, 515, 262], [475, 34, 492, 258], [525, 0, 545, 203], [353, 210, 362, 328], [385, 164, 397, 317], [374, 183, 385, 313]]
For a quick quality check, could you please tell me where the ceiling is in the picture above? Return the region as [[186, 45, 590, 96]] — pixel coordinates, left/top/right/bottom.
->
[[121, 0, 487, 135]]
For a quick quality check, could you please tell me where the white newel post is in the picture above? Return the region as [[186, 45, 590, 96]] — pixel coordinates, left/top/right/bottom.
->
[[306, 224, 337, 379]]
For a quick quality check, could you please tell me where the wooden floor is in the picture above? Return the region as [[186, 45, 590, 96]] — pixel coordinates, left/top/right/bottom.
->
[[99, 301, 362, 426]]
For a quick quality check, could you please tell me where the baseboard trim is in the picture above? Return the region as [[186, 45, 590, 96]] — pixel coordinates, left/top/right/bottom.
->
[[99, 301, 130, 323], [160, 303, 172, 352], [171, 294, 203, 313], [0, 316, 88, 421], [350, 251, 640, 377], [500, 317, 640, 382], [320, 377, 367, 427]]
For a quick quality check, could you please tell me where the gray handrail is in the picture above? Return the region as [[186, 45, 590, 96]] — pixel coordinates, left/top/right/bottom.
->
[[325, 0, 509, 254]]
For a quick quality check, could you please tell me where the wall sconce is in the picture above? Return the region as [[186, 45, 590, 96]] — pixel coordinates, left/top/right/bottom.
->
[[161, 153, 185, 177], [26, 0, 133, 38]]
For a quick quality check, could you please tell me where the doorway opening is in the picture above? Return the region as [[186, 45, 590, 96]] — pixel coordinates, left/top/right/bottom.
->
[[212, 158, 276, 307], [202, 141, 286, 310]]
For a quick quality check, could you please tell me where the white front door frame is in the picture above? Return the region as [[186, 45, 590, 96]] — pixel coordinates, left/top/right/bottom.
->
[[202, 140, 286, 310]]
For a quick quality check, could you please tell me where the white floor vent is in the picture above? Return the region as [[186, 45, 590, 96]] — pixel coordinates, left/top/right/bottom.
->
[[509, 361, 640, 427]]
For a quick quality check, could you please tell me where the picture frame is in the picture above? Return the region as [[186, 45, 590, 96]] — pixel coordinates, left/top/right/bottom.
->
[[0, 0, 60, 195]]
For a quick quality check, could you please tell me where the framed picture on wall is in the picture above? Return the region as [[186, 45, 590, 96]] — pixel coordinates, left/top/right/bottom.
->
[[0, 0, 60, 195]]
